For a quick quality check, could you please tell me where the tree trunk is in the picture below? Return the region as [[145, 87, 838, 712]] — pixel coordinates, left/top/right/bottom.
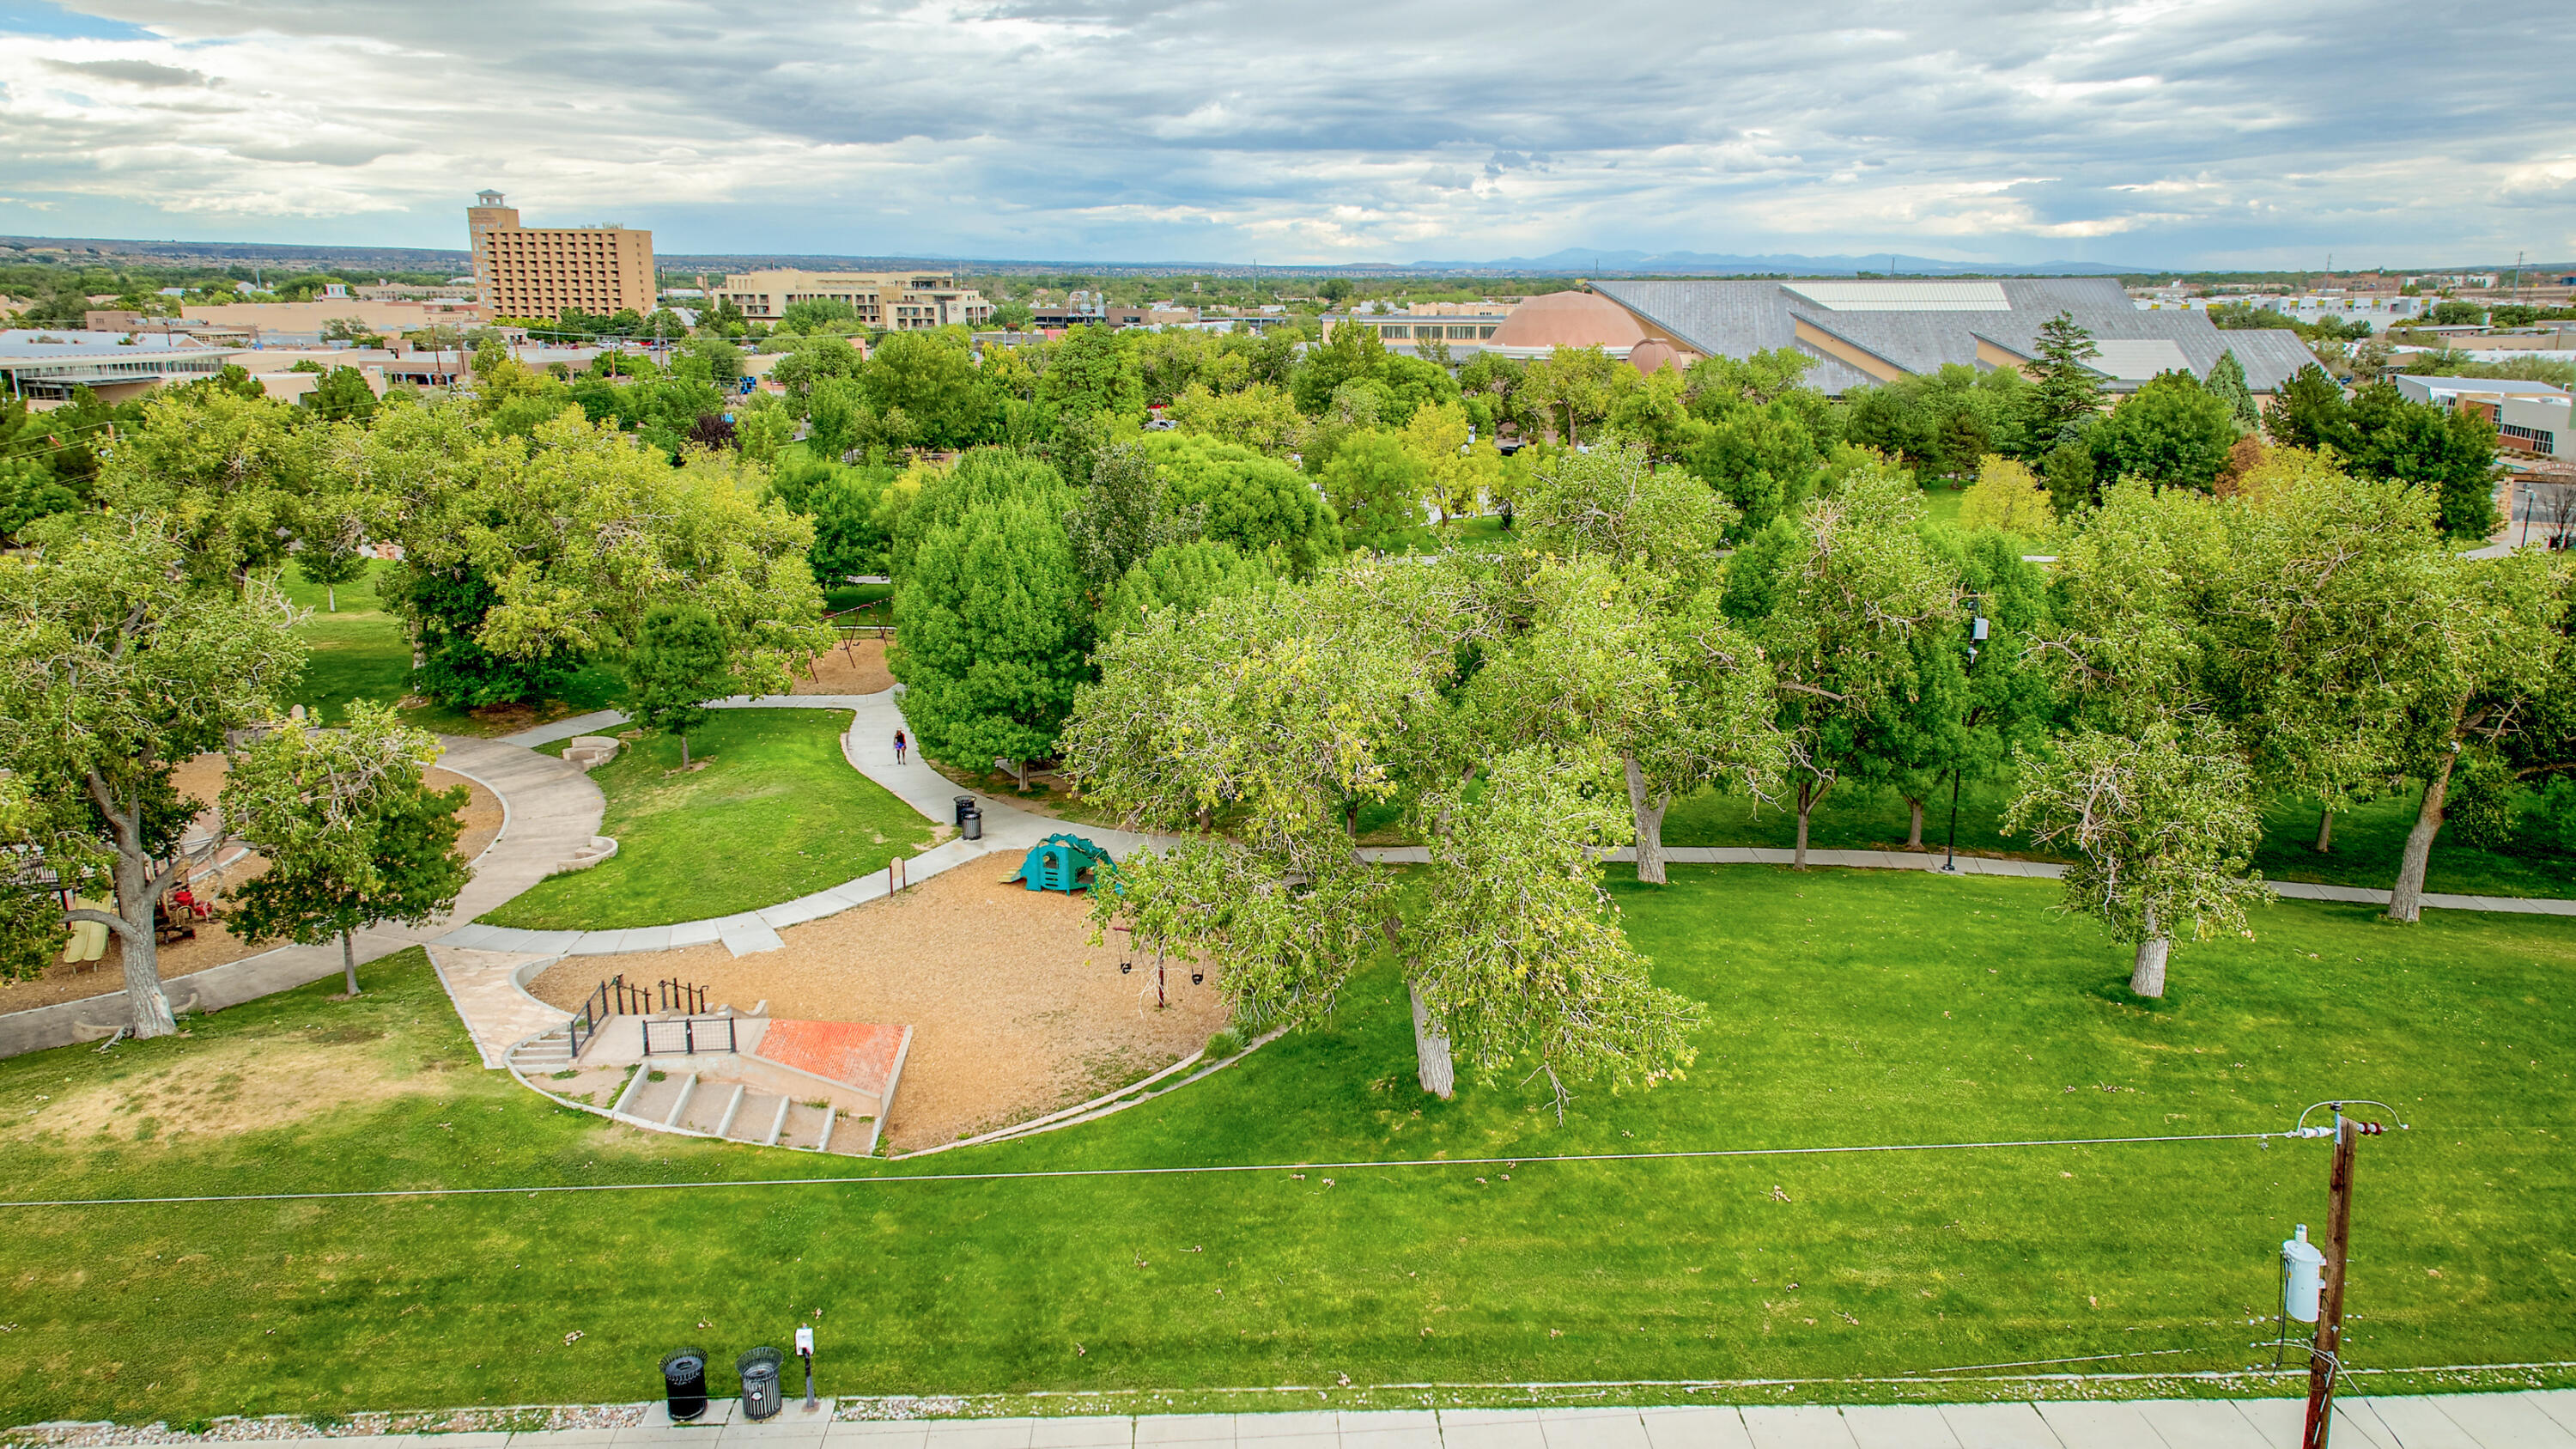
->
[[341, 928, 360, 996], [680, 732, 691, 769], [2130, 928, 2171, 999], [2314, 807, 2334, 854], [1793, 777, 1828, 869], [1624, 754, 1671, 886], [1409, 982, 1455, 1099], [2388, 754, 2461, 924], [1906, 796, 1925, 850], [112, 854, 178, 1038], [326, 583, 337, 612]]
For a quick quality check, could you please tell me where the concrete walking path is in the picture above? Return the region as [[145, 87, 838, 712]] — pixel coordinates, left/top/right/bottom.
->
[[0, 736, 603, 1060], [449, 694, 1168, 963], [33, 1391, 2573, 1449], [1358, 844, 2576, 916]]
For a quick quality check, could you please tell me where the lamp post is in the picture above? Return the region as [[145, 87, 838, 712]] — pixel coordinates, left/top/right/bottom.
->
[[1941, 612, 1989, 873]]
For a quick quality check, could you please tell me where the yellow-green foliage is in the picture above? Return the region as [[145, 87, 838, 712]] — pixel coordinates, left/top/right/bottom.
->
[[1959, 454, 2055, 535]]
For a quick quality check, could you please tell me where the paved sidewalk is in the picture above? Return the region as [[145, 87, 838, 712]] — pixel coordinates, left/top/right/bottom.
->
[[0, 735, 603, 1060], [452, 695, 1167, 962], [97, 1392, 2576, 1449]]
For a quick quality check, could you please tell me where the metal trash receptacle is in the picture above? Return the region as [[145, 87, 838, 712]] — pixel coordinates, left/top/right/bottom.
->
[[954, 795, 975, 825], [659, 1347, 709, 1422], [737, 1345, 786, 1421], [962, 808, 982, 841]]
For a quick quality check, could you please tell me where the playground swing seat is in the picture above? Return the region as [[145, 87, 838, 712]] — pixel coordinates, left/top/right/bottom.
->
[[1005, 833, 1115, 894]]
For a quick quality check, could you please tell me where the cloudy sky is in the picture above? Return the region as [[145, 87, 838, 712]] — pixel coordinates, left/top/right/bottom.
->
[[0, 0, 2569, 269]]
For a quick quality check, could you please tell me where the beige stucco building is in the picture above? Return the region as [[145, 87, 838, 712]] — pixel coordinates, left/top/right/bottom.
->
[[713, 270, 993, 331], [469, 191, 657, 319]]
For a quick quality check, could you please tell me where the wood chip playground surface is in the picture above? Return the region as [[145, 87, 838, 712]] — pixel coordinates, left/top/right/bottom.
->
[[526, 864, 1225, 1153], [9, 759, 502, 1015]]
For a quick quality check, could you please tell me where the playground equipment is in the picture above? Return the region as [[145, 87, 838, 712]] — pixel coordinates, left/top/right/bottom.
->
[[1006, 833, 1115, 893]]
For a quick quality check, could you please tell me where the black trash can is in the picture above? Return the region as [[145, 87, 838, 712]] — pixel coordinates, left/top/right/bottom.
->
[[954, 795, 975, 825], [962, 808, 982, 842], [659, 1347, 709, 1422], [737, 1345, 786, 1422]]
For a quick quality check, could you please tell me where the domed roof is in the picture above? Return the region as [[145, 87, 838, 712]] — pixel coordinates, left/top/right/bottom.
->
[[1627, 339, 1680, 375], [1486, 289, 1649, 350]]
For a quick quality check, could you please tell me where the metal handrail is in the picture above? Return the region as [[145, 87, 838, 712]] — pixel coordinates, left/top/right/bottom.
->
[[641, 1015, 738, 1057]]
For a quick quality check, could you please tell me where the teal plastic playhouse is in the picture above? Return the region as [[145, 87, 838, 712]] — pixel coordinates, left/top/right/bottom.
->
[[1006, 833, 1115, 893]]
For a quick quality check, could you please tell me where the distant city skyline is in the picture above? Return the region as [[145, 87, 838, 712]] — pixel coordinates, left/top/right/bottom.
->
[[0, 0, 2569, 271]]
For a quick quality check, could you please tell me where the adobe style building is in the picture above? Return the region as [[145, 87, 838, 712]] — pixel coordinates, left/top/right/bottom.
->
[[467, 191, 657, 319], [711, 270, 993, 331]]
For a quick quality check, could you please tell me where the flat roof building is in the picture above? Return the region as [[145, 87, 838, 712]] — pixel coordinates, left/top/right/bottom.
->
[[714, 270, 992, 332], [0, 329, 245, 406], [469, 191, 657, 320]]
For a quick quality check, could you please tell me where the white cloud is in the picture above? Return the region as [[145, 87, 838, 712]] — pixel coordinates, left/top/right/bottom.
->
[[0, 0, 2565, 265]]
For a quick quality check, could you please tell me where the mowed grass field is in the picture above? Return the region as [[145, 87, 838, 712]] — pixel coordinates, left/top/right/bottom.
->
[[479, 709, 934, 930], [0, 868, 2567, 1425]]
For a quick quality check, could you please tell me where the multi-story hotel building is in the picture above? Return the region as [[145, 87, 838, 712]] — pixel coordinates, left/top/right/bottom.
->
[[712, 269, 993, 331], [467, 191, 657, 319]]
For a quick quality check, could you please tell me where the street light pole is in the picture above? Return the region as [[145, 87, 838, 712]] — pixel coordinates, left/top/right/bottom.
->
[[1942, 610, 1989, 873]]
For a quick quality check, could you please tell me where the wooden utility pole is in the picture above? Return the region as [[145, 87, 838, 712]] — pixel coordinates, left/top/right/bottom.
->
[[2302, 1114, 2360, 1449]]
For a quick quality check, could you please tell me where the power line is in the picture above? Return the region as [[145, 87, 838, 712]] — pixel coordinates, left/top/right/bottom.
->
[[0, 1125, 2304, 1211]]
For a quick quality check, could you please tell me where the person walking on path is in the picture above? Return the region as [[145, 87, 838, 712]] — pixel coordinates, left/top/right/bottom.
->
[[893, 728, 908, 765]]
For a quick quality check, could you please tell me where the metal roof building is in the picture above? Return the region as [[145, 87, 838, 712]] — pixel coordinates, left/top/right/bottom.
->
[[1589, 277, 2320, 396]]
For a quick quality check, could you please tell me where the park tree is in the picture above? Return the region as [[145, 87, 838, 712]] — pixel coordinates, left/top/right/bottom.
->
[[1290, 320, 1389, 415], [1516, 439, 1733, 588], [0, 518, 304, 1032], [220, 704, 469, 995], [891, 466, 1089, 785], [1521, 346, 1621, 446], [1409, 741, 1703, 1115], [1141, 431, 1342, 575], [2005, 715, 2269, 998], [294, 511, 369, 613], [1319, 429, 1429, 551], [2206, 350, 2260, 429], [1399, 400, 1505, 522], [1063, 442, 1205, 606], [2262, 365, 2353, 454], [1721, 464, 1962, 866], [302, 365, 379, 424], [2026, 312, 2105, 445], [1096, 539, 1273, 637], [1036, 324, 1144, 423], [1958, 454, 2055, 535], [1066, 560, 1708, 1108], [371, 407, 829, 709], [94, 385, 322, 590], [866, 331, 994, 449], [2346, 382, 2503, 539], [1167, 381, 1306, 456], [625, 603, 738, 767], [2090, 372, 2239, 491], [769, 334, 864, 400]]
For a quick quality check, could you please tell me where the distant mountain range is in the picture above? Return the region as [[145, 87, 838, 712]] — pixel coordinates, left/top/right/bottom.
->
[[1388, 248, 2143, 277], [8, 231, 2563, 279]]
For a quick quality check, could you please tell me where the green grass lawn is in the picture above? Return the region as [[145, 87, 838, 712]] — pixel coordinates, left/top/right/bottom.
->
[[478, 709, 933, 930], [1664, 775, 2576, 900], [1917, 483, 1968, 528], [3, 868, 2567, 1422]]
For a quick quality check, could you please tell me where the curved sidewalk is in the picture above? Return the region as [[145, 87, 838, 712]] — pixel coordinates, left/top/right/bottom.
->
[[0, 735, 604, 1059], [440, 693, 1165, 961]]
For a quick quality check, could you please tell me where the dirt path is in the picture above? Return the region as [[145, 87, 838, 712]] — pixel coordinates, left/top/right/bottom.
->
[[529, 863, 1224, 1152], [3, 761, 502, 1015]]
